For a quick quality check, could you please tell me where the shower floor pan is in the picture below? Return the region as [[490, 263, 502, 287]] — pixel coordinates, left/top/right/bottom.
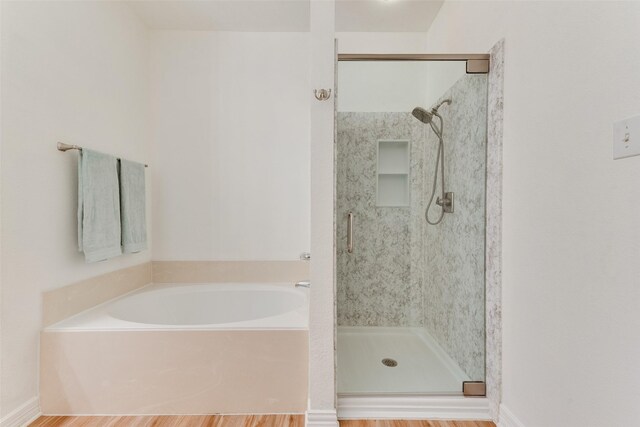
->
[[337, 326, 469, 394], [337, 327, 489, 420]]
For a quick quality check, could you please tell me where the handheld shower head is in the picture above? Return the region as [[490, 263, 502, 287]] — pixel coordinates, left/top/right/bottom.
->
[[411, 98, 453, 226], [411, 99, 452, 125], [411, 107, 433, 124]]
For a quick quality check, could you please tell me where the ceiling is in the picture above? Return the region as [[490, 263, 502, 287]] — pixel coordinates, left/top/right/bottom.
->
[[336, 0, 444, 32], [127, 0, 444, 33]]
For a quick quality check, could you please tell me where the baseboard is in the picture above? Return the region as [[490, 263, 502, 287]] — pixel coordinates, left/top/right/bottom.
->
[[306, 409, 339, 427], [498, 404, 526, 427], [0, 397, 40, 427], [337, 394, 490, 420]]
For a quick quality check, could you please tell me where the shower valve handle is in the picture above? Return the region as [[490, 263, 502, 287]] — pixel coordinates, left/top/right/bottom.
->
[[436, 192, 454, 213], [436, 197, 450, 206]]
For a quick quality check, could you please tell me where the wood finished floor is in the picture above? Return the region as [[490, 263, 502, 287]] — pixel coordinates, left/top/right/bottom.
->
[[30, 416, 495, 427], [30, 415, 303, 427]]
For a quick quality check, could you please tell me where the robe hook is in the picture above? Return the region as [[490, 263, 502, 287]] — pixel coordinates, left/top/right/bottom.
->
[[314, 89, 332, 101]]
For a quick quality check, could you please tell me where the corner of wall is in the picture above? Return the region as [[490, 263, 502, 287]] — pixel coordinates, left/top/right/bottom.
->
[[0, 397, 40, 427], [498, 404, 526, 427], [0, 0, 4, 419], [486, 37, 505, 422], [309, 0, 337, 417]]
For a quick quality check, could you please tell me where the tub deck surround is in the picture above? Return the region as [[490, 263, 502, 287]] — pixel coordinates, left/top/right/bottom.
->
[[42, 260, 307, 327], [152, 261, 310, 283], [40, 283, 309, 415], [40, 330, 308, 414], [46, 283, 308, 331], [42, 262, 152, 327]]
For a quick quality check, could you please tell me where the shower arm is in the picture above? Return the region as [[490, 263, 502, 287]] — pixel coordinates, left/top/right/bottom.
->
[[432, 99, 452, 112]]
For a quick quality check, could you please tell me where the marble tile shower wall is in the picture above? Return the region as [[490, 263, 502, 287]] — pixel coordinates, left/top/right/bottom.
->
[[336, 113, 426, 327], [421, 74, 488, 380], [336, 74, 487, 382]]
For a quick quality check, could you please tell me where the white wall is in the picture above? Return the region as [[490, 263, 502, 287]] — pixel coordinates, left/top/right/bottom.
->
[[0, 1, 151, 418], [426, 2, 640, 426], [150, 31, 310, 261], [337, 61, 429, 112], [337, 61, 467, 113], [336, 32, 427, 113], [336, 32, 428, 54], [308, 0, 337, 422], [335, 32, 466, 112], [424, 61, 466, 108], [0, 0, 4, 419]]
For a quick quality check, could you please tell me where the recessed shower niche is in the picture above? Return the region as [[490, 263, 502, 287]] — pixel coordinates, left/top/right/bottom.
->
[[377, 140, 410, 207]]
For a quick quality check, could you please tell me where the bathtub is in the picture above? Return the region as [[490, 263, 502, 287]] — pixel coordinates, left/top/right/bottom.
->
[[40, 283, 309, 415]]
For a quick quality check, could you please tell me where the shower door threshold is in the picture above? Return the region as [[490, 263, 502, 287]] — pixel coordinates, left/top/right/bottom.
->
[[336, 394, 490, 420]]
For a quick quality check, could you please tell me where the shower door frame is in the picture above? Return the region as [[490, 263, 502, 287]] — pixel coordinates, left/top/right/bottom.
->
[[337, 53, 490, 74], [333, 45, 504, 421]]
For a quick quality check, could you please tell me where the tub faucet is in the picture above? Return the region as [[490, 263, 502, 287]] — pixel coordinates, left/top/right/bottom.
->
[[295, 280, 311, 288]]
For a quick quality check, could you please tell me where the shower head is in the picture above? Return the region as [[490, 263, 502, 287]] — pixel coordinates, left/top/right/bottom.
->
[[411, 98, 452, 124], [411, 107, 433, 124]]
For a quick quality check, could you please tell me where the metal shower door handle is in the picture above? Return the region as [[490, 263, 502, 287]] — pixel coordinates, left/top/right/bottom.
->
[[347, 212, 354, 253]]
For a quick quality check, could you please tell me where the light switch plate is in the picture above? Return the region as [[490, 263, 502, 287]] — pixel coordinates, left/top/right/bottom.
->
[[613, 115, 640, 159]]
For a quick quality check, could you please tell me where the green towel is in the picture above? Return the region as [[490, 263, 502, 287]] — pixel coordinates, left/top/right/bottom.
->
[[78, 149, 122, 263], [119, 159, 147, 253]]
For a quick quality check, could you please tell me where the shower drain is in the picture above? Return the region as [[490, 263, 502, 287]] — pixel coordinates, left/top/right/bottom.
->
[[381, 358, 398, 367]]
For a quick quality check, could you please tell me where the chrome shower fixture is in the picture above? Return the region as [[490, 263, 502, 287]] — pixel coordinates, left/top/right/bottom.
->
[[412, 98, 453, 225], [411, 98, 452, 126], [411, 107, 434, 125], [433, 98, 453, 110]]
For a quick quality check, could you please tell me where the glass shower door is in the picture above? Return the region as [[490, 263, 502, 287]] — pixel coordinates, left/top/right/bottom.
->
[[336, 59, 488, 396]]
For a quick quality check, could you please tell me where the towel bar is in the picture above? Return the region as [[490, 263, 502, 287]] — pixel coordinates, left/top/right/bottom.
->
[[57, 142, 148, 167]]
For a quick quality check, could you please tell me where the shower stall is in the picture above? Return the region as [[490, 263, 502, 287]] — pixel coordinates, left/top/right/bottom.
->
[[335, 55, 489, 412]]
